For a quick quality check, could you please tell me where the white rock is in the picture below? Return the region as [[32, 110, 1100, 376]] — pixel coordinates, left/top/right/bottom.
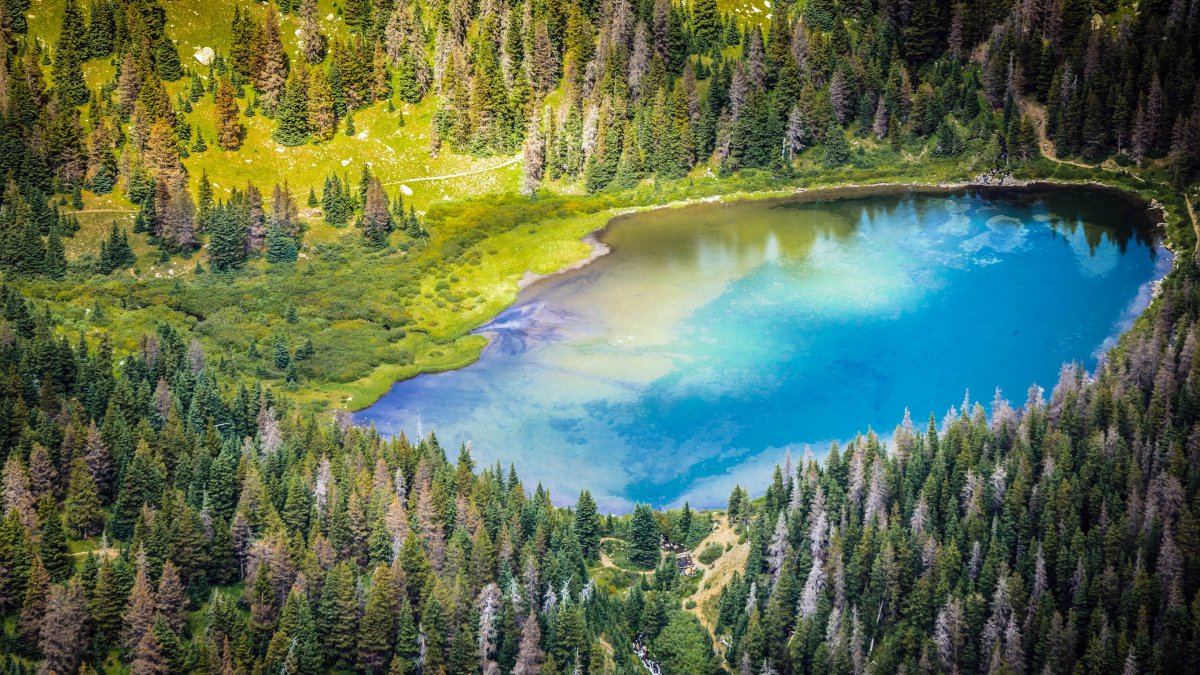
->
[[193, 46, 215, 65], [341, 158, 352, 166], [275, 146, 286, 152], [326, 12, 335, 19], [399, 184, 413, 195], [356, 131, 368, 140]]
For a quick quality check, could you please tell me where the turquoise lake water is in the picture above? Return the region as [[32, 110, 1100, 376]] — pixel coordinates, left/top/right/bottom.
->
[[356, 187, 1168, 511]]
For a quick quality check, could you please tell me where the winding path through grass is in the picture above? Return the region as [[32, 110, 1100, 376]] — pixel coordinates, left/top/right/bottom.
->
[[685, 517, 749, 641], [382, 155, 521, 186]]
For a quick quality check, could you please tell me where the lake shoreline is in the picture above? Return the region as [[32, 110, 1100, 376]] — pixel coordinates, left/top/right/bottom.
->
[[352, 175, 1174, 415], [504, 176, 1170, 300], [358, 183, 1167, 510]]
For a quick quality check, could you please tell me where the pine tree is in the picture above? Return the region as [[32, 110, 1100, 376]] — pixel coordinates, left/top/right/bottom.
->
[[156, 560, 187, 632], [207, 204, 246, 271], [822, 126, 850, 167], [630, 504, 661, 569], [280, 589, 321, 672], [130, 626, 169, 675], [271, 181, 300, 238], [197, 170, 215, 229], [254, 4, 288, 115], [52, 0, 89, 106], [156, 38, 182, 81], [521, 116, 545, 196], [575, 491, 600, 561], [38, 578, 89, 673], [65, 458, 103, 538], [274, 337, 291, 370], [693, 0, 721, 54], [37, 498, 70, 581], [44, 230, 66, 280], [17, 556, 50, 648], [358, 565, 399, 672], [302, 67, 335, 144], [358, 176, 392, 247], [513, 609, 543, 674], [265, 224, 299, 263], [123, 555, 156, 650], [301, 15, 328, 63], [214, 77, 243, 150], [317, 563, 360, 667], [86, 0, 114, 59], [343, 0, 371, 34], [273, 70, 311, 146]]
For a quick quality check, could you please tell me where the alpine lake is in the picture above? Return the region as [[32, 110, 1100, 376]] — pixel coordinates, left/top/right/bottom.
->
[[356, 186, 1170, 512]]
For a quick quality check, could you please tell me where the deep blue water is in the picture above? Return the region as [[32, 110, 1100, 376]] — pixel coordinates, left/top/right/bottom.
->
[[356, 187, 1168, 511]]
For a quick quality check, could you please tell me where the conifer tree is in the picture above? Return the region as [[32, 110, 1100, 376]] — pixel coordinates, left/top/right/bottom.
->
[[253, 3, 288, 115], [130, 625, 169, 675], [214, 77, 242, 150], [630, 504, 661, 569], [266, 224, 299, 263], [197, 170, 215, 229], [358, 565, 399, 672], [37, 498, 70, 581], [575, 490, 600, 561], [156, 560, 186, 632], [273, 69, 311, 146], [317, 562, 359, 666], [52, 0, 89, 106], [822, 125, 850, 167], [86, 0, 114, 58], [44, 230, 66, 280], [65, 458, 103, 537], [207, 204, 246, 271], [307, 67, 336, 142], [39, 578, 89, 674], [358, 176, 392, 247]]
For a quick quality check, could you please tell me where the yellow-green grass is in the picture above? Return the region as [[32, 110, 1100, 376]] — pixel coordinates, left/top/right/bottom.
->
[[29, 0, 524, 215], [719, 0, 773, 24]]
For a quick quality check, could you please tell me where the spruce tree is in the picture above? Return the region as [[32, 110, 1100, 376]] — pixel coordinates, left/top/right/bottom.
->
[[307, 67, 336, 142], [65, 458, 103, 538], [52, 0, 89, 106], [37, 498, 69, 581], [265, 224, 298, 263], [357, 176, 392, 247], [357, 565, 399, 672], [822, 125, 851, 167], [44, 230, 67, 280], [630, 504, 661, 569], [273, 71, 311, 146], [207, 205, 246, 271], [575, 490, 601, 561], [214, 77, 242, 150]]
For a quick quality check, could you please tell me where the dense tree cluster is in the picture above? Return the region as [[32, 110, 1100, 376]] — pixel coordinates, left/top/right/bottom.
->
[[712, 251, 1200, 673], [0, 281, 729, 673], [1, 0, 1197, 274]]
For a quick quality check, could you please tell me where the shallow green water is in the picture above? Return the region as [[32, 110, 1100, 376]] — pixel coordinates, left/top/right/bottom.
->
[[358, 187, 1167, 511]]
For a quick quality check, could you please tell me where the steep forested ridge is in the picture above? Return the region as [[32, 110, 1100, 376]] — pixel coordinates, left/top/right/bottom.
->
[[1, 0, 1200, 671]]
